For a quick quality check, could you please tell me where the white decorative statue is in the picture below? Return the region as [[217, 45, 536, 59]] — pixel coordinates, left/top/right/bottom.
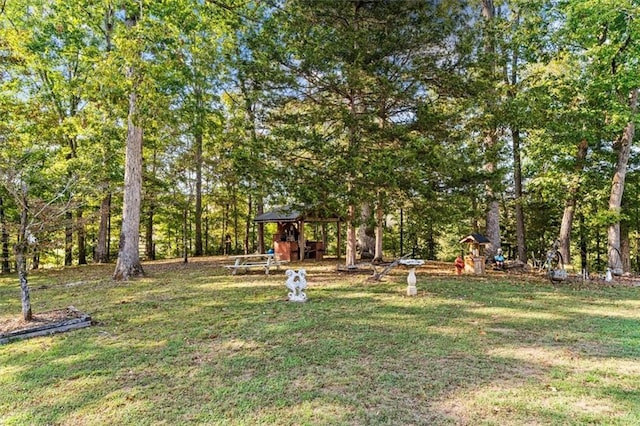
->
[[399, 258, 425, 296], [285, 269, 307, 302]]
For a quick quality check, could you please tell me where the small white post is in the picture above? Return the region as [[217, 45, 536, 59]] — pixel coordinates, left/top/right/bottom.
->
[[406, 267, 417, 296], [399, 259, 424, 297]]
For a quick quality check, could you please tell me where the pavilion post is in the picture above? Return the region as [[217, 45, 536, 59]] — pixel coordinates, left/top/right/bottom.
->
[[337, 221, 342, 259], [299, 219, 306, 260]]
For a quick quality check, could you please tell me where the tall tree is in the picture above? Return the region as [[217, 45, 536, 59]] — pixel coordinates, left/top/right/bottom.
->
[[480, 0, 502, 260], [558, 139, 589, 264], [608, 89, 638, 272], [114, 5, 145, 280], [264, 0, 469, 266], [562, 2, 640, 272]]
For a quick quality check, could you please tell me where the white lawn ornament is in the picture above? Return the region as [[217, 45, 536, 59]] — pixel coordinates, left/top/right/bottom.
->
[[285, 269, 307, 302], [399, 259, 425, 296]]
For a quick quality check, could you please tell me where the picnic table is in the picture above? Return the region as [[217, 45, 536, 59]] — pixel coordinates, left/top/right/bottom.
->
[[223, 253, 285, 275]]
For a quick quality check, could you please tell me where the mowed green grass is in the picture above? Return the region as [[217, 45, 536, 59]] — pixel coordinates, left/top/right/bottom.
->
[[1, 258, 640, 425]]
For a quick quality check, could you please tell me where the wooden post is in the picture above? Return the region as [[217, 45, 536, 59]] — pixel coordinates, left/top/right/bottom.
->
[[337, 221, 342, 259], [322, 223, 328, 258], [299, 220, 306, 260]]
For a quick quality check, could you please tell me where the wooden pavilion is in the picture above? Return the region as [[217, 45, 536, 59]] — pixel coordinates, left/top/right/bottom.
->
[[254, 206, 343, 261]]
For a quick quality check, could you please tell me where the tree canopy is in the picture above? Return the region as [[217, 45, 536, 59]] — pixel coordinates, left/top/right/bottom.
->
[[1, 0, 639, 280]]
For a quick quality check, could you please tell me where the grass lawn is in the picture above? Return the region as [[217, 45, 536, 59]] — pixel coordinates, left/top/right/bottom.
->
[[1, 257, 640, 425]]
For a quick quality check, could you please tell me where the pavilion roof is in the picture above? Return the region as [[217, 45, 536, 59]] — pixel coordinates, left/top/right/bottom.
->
[[254, 206, 301, 223], [254, 205, 342, 223], [459, 233, 490, 245]]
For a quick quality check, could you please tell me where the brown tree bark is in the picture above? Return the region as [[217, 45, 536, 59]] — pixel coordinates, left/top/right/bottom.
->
[[64, 210, 73, 266], [506, 14, 526, 262], [95, 193, 111, 263], [346, 204, 357, 266], [0, 196, 10, 273], [94, 8, 114, 265], [374, 201, 384, 263], [482, 0, 501, 259], [16, 185, 32, 321], [607, 89, 638, 273], [244, 194, 252, 255], [558, 139, 588, 264], [357, 203, 375, 259], [113, 12, 144, 280], [512, 128, 527, 261], [114, 90, 145, 280], [182, 205, 188, 263], [257, 200, 265, 254], [621, 220, 630, 273], [145, 203, 155, 261], [194, 122, 204, 256], [77, 207, 87, 265]]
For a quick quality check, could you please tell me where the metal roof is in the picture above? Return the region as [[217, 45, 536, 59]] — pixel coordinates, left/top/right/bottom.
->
[[254, 205, 342, 223], [254, 206, 302, 223], [459, 233, 491, 245]]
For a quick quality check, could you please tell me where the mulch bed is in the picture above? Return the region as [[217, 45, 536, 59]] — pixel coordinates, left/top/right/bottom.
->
[[0, 306, 91, 344]]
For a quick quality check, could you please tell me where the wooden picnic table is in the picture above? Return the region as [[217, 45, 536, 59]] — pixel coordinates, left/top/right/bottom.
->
[[223, 253, 285, 275]]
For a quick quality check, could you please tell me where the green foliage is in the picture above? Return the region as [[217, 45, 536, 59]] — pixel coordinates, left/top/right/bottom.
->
[[2, 0, 640, 266]]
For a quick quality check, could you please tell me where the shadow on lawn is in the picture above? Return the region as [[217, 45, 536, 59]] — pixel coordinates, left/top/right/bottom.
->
[[2, 263, 639, 424]]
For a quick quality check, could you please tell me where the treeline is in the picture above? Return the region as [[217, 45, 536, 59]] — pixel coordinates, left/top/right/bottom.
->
[[1, 0, 639, 274]]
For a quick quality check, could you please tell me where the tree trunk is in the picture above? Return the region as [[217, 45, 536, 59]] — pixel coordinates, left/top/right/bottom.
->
[[426, 223, 436, 260], [114, 16, 145, 280], [257, 200, 265, 254], [95, 193, 111, 263], [182, 206, 188, 263], [77, 207, 87, 265], [579, 212, 588, 272], [244, 194, 251, 255], [194, 129, 203, 256], [322, 223, 328, 257], [233, 195, 239, 254], [621, 219, 630, 273], [482, 0, 501, 259], [485, 189, 501, 259], [400, 208, 404, 255], [204, 215, 209, 254], [558, 139, 588, 264], [511, 127, 527, 262], [607, 89, 637, 272], [346, 204, 357, 266], [16, 186, 32, 321], [32, 250, 40, 270], [223, 203, 229, 255], [357, 203, 375, 259], [0, 196, 10, 273], [64, 210, 73, 266], [374, 202, 384, 262], [94, 8, 115, 265], [16, 246, 31, 321], [506, 11, 526, 262], [145, 204, 155, 261]]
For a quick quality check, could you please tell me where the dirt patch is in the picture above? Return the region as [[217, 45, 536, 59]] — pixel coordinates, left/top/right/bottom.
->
[[0, 307, 85, 335]]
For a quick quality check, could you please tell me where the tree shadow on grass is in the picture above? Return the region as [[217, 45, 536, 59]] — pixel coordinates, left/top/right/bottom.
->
[[2, 266, 640, 424]]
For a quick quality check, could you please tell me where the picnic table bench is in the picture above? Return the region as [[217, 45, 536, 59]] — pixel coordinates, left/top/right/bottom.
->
[[223, 253, 286, 275]]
